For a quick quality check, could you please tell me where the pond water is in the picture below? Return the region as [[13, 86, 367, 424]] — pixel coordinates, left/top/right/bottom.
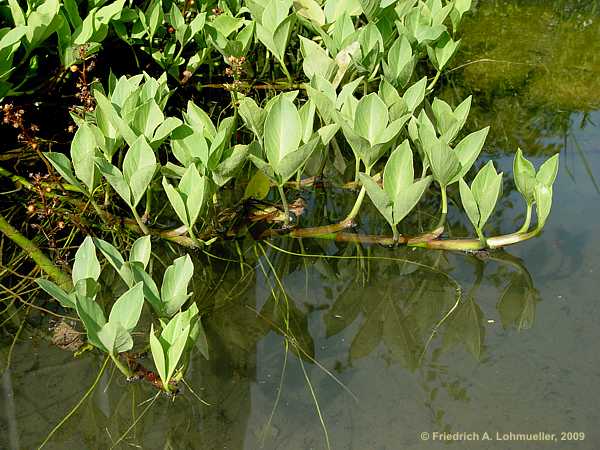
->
[[2, 1, 600, 449]]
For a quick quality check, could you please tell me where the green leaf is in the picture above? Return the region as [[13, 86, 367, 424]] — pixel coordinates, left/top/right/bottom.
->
[[72, 237, 101, 285], [264, 95, 302, 173], [70, 123, 98, 193], [93, 238, 124, 273], [238, 97, 266, 140], [179, 164, 207, 226], [149, 323, 167, 382], [165, 324, 190, 382], [451, 126, 490, 183], [294, 0, 326, 26], [354, 93, 389, 146], [471, 161, 502, 230], [76, 295, 106, 350], [359, 173, 393, 226], [108, 282, 144, 332], [94, 157, 131, 206], [428, 139, 461, 187], [171, 124, 209, 167], [535, 184, 553, 229], [161, 255, 194, 317], [44, 152, 84, 192], [277, 135, 320, 183], [299, 36, 336, 80], [244, 169, 272, 200], [213, 144, 249, 187], [384, 140, 414, 201], [392, 176, 432, 225], [129, 236, 151, 269], [98, 321, 133, 355], [94, 92, 137, 146], [36, 278, 76, 309], [403, 76, 427, 113], [123, 136, 157, 208], [513, 148, 536, 204], [536, 153, 559, 188], [459, 178, 479, 231], [163, 177, 189, 228]]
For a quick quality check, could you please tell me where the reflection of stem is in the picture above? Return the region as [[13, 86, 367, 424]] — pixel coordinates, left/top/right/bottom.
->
[[110, 353, 133, 378], [39, 356, 109, 449]]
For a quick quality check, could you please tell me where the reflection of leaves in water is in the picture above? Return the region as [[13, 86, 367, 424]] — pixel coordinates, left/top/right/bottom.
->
[[442, 296, 485, 360], [497, 274, 539, 330], [261, 293, 315, 360], [324, 268, 460, 371]]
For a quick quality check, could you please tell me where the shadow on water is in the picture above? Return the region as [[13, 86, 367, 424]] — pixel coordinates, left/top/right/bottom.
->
[[2, 1, 600, 449]]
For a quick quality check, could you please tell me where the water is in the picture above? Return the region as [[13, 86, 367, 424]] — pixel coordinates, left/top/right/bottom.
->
[[2, 2, 600, 449]]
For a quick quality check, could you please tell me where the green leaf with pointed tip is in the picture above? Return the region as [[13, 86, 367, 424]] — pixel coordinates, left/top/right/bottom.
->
[[393, 176, 432, 225], [238, 97, 266, 141], [166, 324, 190, 381], [354, 93, 389, 146], [72, 237, 101, 285], [299, 36, 336, 80], [94, 92, 137, 146], [76, 294, 106, 350], [95, 157, 131, 206], [185, 101, 217, 139], [384, 35, 414, 87], [132, 99, 164, 139], [375, 114, 411, 146], [536, 153, 559, 188], [180, 164, 207, 226], [97, 321, 133, 354], [277, 135, 320, 183], [161, 255, 194, 317], [244, 168, 271, 200], [264, 96, 302, 172], [93, 238, 124, 273], [171, 124, 209, 167], [535, 184, 553, 229], [70, 123, 98, 193], [513, 148, 537, 204], [359, 173, 393, 226], [129, 236, 151, 269], [428, 33, 460, 71], [451, 126, 490, 183], [384, 140, 414, 201], [403, 76, 427, 113], [428, 140, 461, 187], [149, 323, 167, 382], [44, 152, 84, 192], [213, 144, 249, 187], [152, 117, 182, 145], [459, 178, 479, 231], [123, 136, 157, 208], [36, 278, 76, 309], [163, 177, 189, 228], [109, 282, 144, 332], [471, 161, 502, 230]]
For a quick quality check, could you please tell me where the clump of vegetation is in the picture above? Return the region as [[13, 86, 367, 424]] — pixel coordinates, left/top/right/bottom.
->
[[0, 0, 561, 446]]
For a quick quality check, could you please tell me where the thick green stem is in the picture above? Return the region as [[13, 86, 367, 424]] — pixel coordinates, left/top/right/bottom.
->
[[427, 70, 442, 91], [391, 224, 400, 243], [277, 184, 290, 226], [345, 185, 367, 223], [354, 158, 361, 183], [518, 203, 533, 234], [440, 185, 448, 215], [0, 213, 72, 289], [131, 207, 150, 235], [280, 58, 293, 85]]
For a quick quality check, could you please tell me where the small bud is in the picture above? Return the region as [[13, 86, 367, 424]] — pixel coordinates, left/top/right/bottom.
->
[[70, 65, 79, 73]]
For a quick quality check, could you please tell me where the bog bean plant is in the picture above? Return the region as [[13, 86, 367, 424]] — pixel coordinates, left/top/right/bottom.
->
[[0, 0, 558, 406]]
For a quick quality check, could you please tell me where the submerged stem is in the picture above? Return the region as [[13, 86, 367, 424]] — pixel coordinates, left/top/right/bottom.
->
[[0, 213, 72, 289]]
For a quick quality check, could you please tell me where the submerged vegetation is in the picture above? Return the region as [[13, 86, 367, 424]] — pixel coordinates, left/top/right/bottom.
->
[[0, 0, 568, 447]]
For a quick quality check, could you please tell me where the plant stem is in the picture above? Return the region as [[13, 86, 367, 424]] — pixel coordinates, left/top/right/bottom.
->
[[440, 185, 448, 215], [354, 158, 361, 183], [391, 224, 400, 243], [110, 353, 133, 379], [131, 207, 150, 235], [427, 70, 442, 91], [38, 356, 109, 449], [518, 203, 533, 233], [0, 213, 72, 290], [277, 184, 290, 226]]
